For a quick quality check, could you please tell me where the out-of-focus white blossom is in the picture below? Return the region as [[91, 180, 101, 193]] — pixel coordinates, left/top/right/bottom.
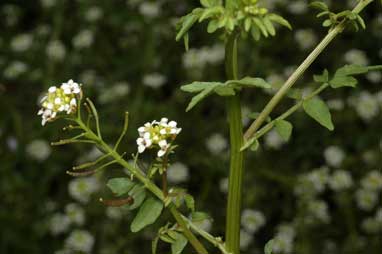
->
[[324, 146, 345, 168], [269, 223, 296, 254], [294, 29, 317, 50], [65, 203, 85, 226], [241, 209, 266, 233], [306, 200, 331, 224], [351, 91, 380, 122], [4, 61, 28, 79], [361, 170, 382, 191], [167, 162, 189, 183], [366, 71, 382, 83], [328, 170, 353, 191], [344, 49, 369, 65], [265, 129, 286, 149], [85, 6, 103, 22], [98, 82, 130, 104], [139, 2, 160, 18], [182, 45, 224, 70], [361, 217, 381, 234], [327, 99, 345, 111], [49, 213, 71, 235], [68, 176, 100, 203], [294, 167, 329, 197], [65, 230, 94, 253], [38, 80, 82, 126], [239, 229, 253, 250], [6, 136, 18, 151], [136, 118, 181, 157], [206, 133, 228, 155], [106, 207, 124, 220], [73, 30, 94, 49], [287, 1, 308, 15], [46, 40, 66, 61], [355, 188, 378, 211], [219, 177, 229, 193], [41, 0, 57, 8], [26, 139, 51, 161], [10, 33, 33, 52], [142, 73, 167, 89]]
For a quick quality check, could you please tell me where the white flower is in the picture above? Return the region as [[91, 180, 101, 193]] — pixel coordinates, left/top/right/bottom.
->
[[361, 217, 381, 233], [41, 0, 57, 8], [265, 129, 286, 149], [65, 230, 94, 253], [361, 170, 382, 191], [46, 40, 66, 61], [324, 146, 345, 168], [106, 207, 124, 220], [270, 224, 296, 254], [4, 61, 28, 79], [38, 80, 82, 125], [167, 162, 189, 183], [328, 170, 353, 191], [306, 200, 331, 223], [98, 81, 130, 104], [327, 99, 345, 111], [68, 176, 100, 203], [142, 73, 167, 89], [294, 29, 317, 50], [136, 118, 181, 157], [219, 178, 229, 193], [10, 33, 33, 52], [352, 91, 380, 122], [85, 6, 103, 22], [73, 30, 94, 49], [375, 207, 382, 223], [49, 213, 71, 235], [239, 229, 253, 250], [287, 1, 308, 14], [206, 133, 228, 155], [366, 71, 382, 83], [6, 136, 18, 151], [344, 49, 369, 65], [139, 2, 160, 18], [65, 203, 85, 226], [294, 167, 329, 197], [26, 139, 51, 161], [241, 209, 266, 233], [356, 188, 378, 211]]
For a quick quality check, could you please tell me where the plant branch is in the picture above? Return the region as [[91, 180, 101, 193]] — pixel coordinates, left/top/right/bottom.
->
[[74, 118, 209, 254], [243, 0, 375, 142]]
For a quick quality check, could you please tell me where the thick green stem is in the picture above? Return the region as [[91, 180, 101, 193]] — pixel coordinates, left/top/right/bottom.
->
[[243, 0, 375, 141], [75, 119, 209, 254], [225, 33, 244, 254]]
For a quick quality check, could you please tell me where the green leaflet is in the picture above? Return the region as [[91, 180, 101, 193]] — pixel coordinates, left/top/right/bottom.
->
[[181, 77, 271, 111], [106, 177, 135, 196], [303, 97, 334, 131], [131, 197, 164, 233], [264, 239, 275, 254], [127, 184, 147, 210], [171, 232, 188, 254], [275, 119, 293, 141], [176, 12, 200, 42]]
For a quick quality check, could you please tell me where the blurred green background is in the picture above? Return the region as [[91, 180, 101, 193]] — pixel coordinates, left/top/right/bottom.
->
[[0, 0, 381, 253]]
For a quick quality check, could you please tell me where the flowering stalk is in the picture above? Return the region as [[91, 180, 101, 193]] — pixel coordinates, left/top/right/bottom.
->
[[243, 0, 375, 143], [73, 116, 209, 254], [225, 32, 244, 254]]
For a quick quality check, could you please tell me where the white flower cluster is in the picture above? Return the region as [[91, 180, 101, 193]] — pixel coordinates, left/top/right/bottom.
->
[[136, 118, 181, 157], [269, 224, 296, 254], [356, 170, 382, 211], [38, 80, 82, 126], [328, 169, 353, 191], [68, 176, 100, 203], [306, 199, 331, 224], [65, 229, 94, 253], [294, 167, 329, 197], [241, 209, 266, 233]]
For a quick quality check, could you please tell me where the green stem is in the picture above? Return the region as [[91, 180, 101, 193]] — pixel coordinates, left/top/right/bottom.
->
[[75, 119, 209, 254], [225, 33, 244, 254], [243, 0, 375, 141]]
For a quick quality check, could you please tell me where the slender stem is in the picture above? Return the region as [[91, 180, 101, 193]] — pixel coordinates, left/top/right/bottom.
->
[[75, 119, 209, 254], [169, 204, 209, 254], [162, 155, 169, 196], [225, 33, 244, 254], [243, 0, 375, 141]]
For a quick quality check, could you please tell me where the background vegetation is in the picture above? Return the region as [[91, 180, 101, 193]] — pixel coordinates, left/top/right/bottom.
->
[[0, 0, 381, 253]]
